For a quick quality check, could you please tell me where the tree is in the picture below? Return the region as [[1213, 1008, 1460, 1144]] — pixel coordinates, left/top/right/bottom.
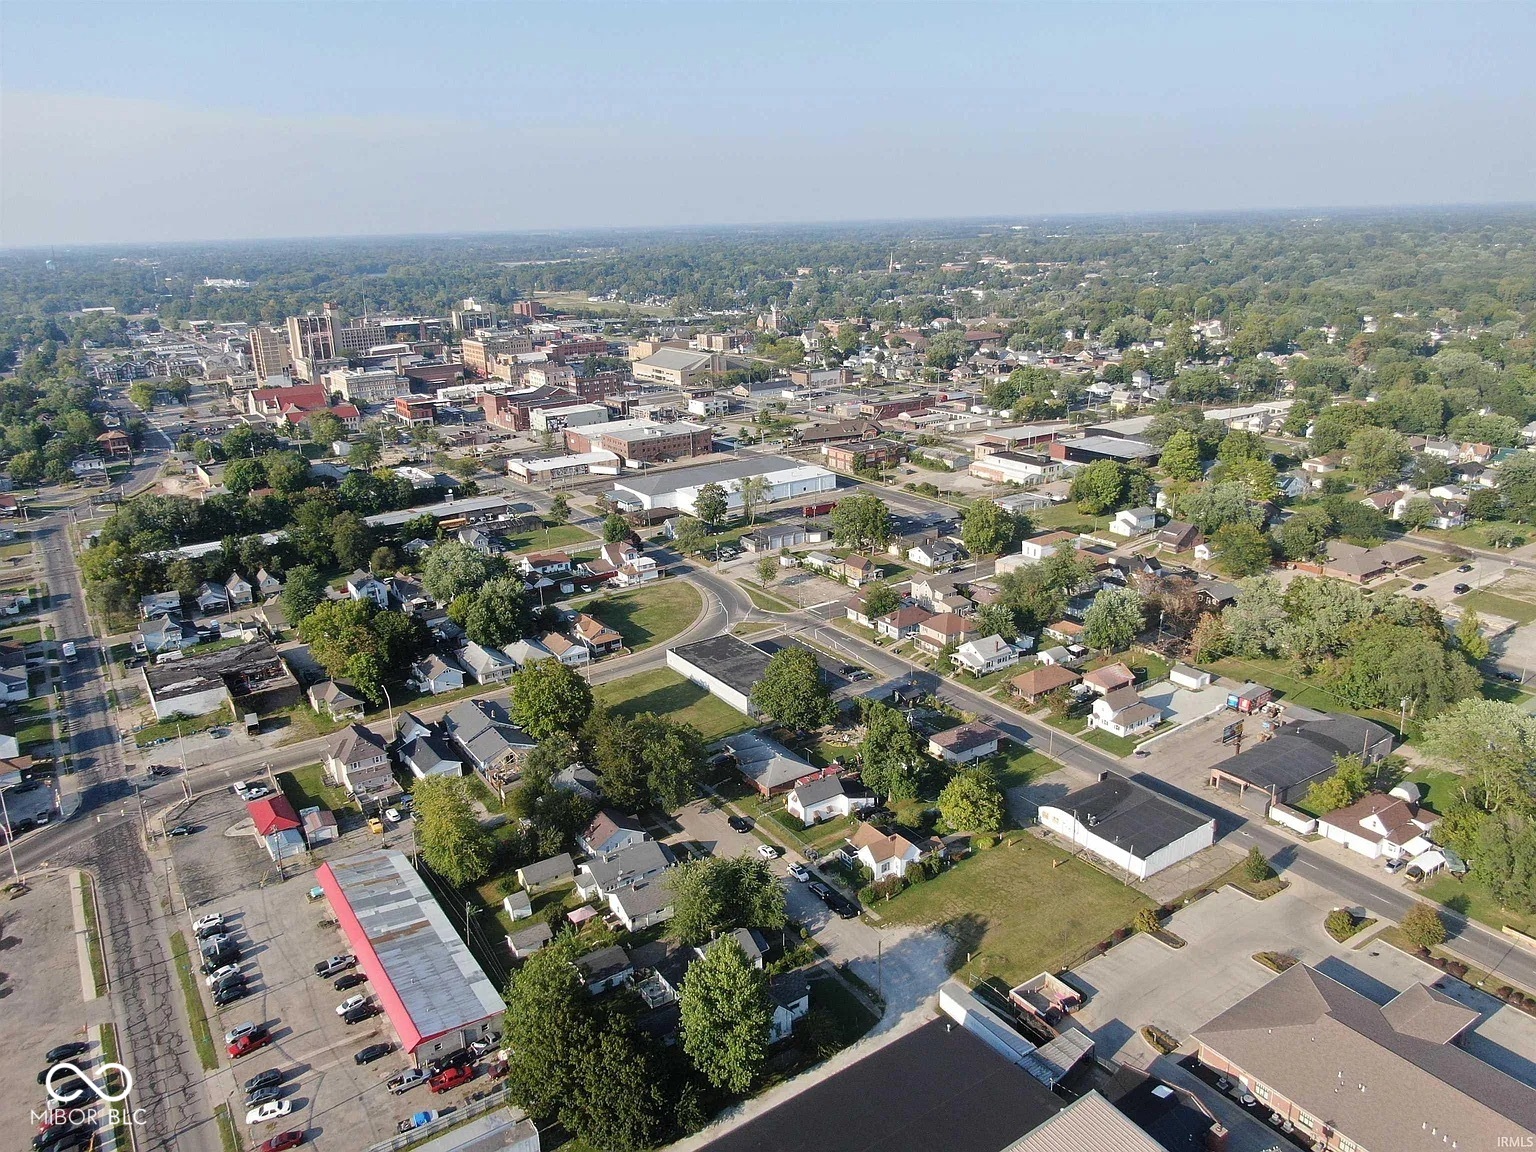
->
[[1211, 522, 1273, 577], [331, 511, 373, 571], [422, 540, 501, 603], [1071, 459, 1128, 514], [368, 545, 399, 576], [1401, 903, 1447, 950], [223, 456, 266, 496], [602, 513, 630, 543], [348, 438, 381, 470], [548, 494, 570, 524], [1159, 430, 1201, 481], [736, 474, 769, 524], [1223, 456, 1280, 503], [565, 1018, 667, 1152], [308, 411, 345, 445], [1302, 754, 1374, 813], [667, 854, 787, 947], [1398, 496, 1438, 531], [754, 555, 778, 585], [859, 699, 930, 801], [1421, 699, 1536, 815], [588, 709, 706, 813], [961, 499, 1021, 558], [976, 600, 1018, 641], [672, 515, 706, 553], [6, 449, 42, 487], [1455, 609, 1491, 664], [1082, 585, 1144, 651], [279, 565, 326, 625], [750, 647, 836, 731], [1242, 847, 1274, 884], [454, 575, 529, 647], [1336, 622, 1480, 717], [679, 936, 771, 1094], [414, 776, 496, 887], [1278, 577, 1373, 664], [261, 450, 309, 495], [693, 482, 729, 529], [861, 579, 900, 619], [509, 658, 594, 739], [831, 493, 893, 551], [938, 767, 1005, 833], [1277, 505, 1335, 561], [1345, 426, 1409, 488], [503, 938, 587, 1122], [1177, 482, 1264, 534]]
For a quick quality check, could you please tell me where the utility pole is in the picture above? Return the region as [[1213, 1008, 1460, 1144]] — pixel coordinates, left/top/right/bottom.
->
[[0, 787, 20, 877]]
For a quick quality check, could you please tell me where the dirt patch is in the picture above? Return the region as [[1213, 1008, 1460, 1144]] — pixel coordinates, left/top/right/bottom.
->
[[1488, 569, 1536, 602]]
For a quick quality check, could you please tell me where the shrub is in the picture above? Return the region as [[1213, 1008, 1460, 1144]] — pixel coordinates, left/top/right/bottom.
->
[[1140, 1025, 1178, 1055], [1325, 909, 1356, 940], [1402, 903, 1447, 950], [868, 876, 905, 902], [1242, 847, 1275, 884], [1134, 908, 1162, 935]]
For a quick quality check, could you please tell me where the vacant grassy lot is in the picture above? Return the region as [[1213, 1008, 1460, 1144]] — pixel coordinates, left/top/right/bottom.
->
[[594, 668, 752, 741], [279, 762, 350, 814], [985, 746, 1059, 793], [501, 523, 595, 554], [1420, 873, 1536, 939], [574, 580, 702, 651], [1456, 589, 1536, 626], [877, 836, 1152, 983]]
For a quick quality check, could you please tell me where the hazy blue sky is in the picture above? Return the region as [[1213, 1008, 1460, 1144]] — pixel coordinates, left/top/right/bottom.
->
[[3, 1, 1533, 246]]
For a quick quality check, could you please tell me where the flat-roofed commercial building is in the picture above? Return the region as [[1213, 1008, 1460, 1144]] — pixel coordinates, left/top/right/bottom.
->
[[316, 849, 505, 1062], [632, 347, 723, 389], [567, 418, 713, 464], [612, 454, 835, 515]]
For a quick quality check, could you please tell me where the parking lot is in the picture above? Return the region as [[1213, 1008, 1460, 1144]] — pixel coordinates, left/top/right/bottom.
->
[[169, 791, 492, 1149]]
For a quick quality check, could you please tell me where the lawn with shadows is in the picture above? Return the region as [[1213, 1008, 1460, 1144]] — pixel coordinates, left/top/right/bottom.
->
[[593, 668, 752, 741]]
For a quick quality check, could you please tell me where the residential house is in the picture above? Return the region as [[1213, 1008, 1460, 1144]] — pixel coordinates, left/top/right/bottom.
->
[[608, 880, 675, 932], [410, 653, 467, 695], [553, 763, 602, 799], [1081, 662, 1135, 695], [875, 605, 932, 642], [1300, 452, 1344, 485], [1036, 645, 1077, 667], [1008, 663, 1082, 704], [915, 612, 976, 657], [307, 680, 365, 721], [1039, 774, 1215, 879], [540, 631, 590, 668], [255, 568, 283, 599], [579, 809, 649, 857], [847, 822, 932, 880], [1156, 521, 1203, 553], [576, 946, 635, 996], [1108, 507, 1157, 538], [507, 921, 554, 960], [840, 554, 882, 586], [908, 540, 961, 570], [195, 581, 229, 614], [1194, 963, 1536, 1152], [442, 698, 533, 781], [1018, 530, 1082, 563], [397, 730, 463, 779], [300, 806, 338, 845], [1316, 791, 1438, 862], [516, 853, 575, 892], [696, 927, 767, 970], [0, 642, 27, 703], [457, 640, 515, 685], [1313, 540, 1424, 584], [576, 840, 673, 900], [500, 637, 553, 669], [573, 613, 622, 656], [951, 635, 1021, 678], [139, 589, 182, 618], [907, 572, 958, 609], [768, 973, 812, 1043], [519, 551, 572, 577], [1043, 619, 1084, 644], [785, 775, 876, 826], [345, 570, 390, 607], [137, 614, 198, 655], [928, 722, 1003, 765], [325, 724, 397, 805], [248, 796, 306, 861], [721, 730, 816, 796], [222, 572, 253, 607], [1089, 688, 1162, 738]]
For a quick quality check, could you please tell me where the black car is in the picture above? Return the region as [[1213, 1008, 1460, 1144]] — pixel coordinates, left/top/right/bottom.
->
[[33, 1118, 91, 1151], [334, 972, 368, 991], [45, 1041, 89, 1064], [213, 984, 251, 1007], [1500, 671, 1524, 683], [214, 973, 248, 995], [342, 1002, 381, 1025], [167, 823, 197, 837], [807, 881, 834, 903], [195, 920, 228, 940], [1453, 583, 1472, 594], [726, 815, 751, 833], [426, 1048, 472, 1076], [1457, 564, 1474, 573], [243, 1068, 284, 1094], [355, 1043, 392, 1065], [833, 898, 860, 920], [245, 1084, 284, 1107], [148, 764, 178, 777], [200, 950, 240, 974], [1410, 583, 1427, 591]]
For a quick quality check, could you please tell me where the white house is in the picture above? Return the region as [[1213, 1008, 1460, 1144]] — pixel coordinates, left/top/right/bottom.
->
[[1089, 687, 1162, 738], [579, 809, 649, 857], [410, 654, 466, 695], [908, 540, 961, 570], [539, 632, 591, 668], [1038, 774, 1215, 880], [1316, 790, 1438, 862], [785, 776, 876, 826], [927, 722, 1003, 765], [457, 641, 516, 684], [768, 973, 811, 1043], [951, 635, 1021, 678], [345, 570, 390, 608], [224, 572, 254, 607], [848, 822, 931, 880], [255, 568, 283, 599], [139, 589, 182, 618], [1108, 507, 1157, 538]]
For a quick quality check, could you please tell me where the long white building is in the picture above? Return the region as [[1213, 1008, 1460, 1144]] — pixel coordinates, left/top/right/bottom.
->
[[610, 454, 836, 514]]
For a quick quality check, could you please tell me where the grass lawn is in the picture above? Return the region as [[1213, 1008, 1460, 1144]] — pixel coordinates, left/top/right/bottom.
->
[[983, 746, 1059, 793], [877, 836, 1152, 983], [1457, 590, 1536, 625], [1042, 712, 1142, 757], [270, 701, 356, 745], [1406, 554, 1460, 579], [1420, 873, 1536, 939], [1207, 654, 1410, 739], [169, 930, 220, 1071], [808, 973, 881, 1046], [0, 623, 41, 645], [134, 704, 234, 747], [572, 580, 702, 651], [594, 668, 753, 741], [279, 762, 351, 814], [1400, 768, 1470, 816], [1028, 505, 1113, 534], [80, 874, 107, 995], [501, 524, 595, 554], [739, 580, 796, 613]]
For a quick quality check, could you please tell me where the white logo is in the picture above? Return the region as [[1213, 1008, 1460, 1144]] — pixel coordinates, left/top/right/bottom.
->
[[45, 1062, 134, 1106]]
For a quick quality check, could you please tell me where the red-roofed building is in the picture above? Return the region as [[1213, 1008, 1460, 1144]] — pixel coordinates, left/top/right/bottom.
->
[[247, 795, 304, 860], [248, 382, 328, 418]]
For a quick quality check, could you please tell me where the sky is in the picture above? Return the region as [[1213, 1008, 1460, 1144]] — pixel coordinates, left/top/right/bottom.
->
[[2, 0, 1534, 247]]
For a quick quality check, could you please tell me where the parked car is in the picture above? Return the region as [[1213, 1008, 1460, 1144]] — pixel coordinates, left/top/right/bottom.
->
[[314, 955, 356, 978], [727, 815, 751, 833], [205, 964, 240, 988], [1410, 583, 1427, 591], [245, 1100, 293, 1125], [368, 817, 385, 835], [756, 843, 780, 860], [214, 983, 251, 1007], [244, 1085, 284, 1107], [429, 1065, 474, 1094], [1457, 564, 1474, 572], [259, 1134, 306, 1152], [354, 1043, 393, 1065], [242, 1069, 284, 1095], [333, 972, 367, 991], [193, 914, 226, 937], [1385, 857, 1406, 873], [384, 808, 402, 823], [200, 948, 240, 973], [225, 1022, 260, 1045], [425, 1049, 472, 1076], [1453, 583, 1472, 594], [243, 785, 272, 800], [228, 1030, 273, 1060], [398, 1110, 446, 1132], [44, 1042, 89, 1064], [167, 823, 197, 837], [213, 971, 248, 994], [386, 1068, 427, 1095], [342, 1003, 380, 1025], [788, 863, 810, 882], [335, 994, 368, 1016], [148, 764, 177, 776], [1499, 671, 1523, 683]]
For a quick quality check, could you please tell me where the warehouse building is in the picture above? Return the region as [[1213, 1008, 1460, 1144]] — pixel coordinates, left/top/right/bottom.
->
[[566, 417, 713, 464], [612, 455, 836, 515], [1037, 773, 1215, 880], [316, 849, 504, 1063], [506, 449, 622, 484], [666, 634, 773, 716]]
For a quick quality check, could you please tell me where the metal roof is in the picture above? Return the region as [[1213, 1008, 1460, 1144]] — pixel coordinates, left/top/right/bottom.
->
[[611, 453, 809, 497], [317, 850, 503, 1052]]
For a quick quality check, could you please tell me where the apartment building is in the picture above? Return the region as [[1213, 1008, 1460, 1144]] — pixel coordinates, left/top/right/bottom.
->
[[566, 418, 712, 464], [248, 325, 292, 380], [462, 332, 534, 375], [326, 366, 409, 405]]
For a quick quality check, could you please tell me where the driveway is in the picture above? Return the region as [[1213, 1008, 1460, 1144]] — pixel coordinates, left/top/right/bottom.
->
[[666, 800, 949, 1028], [1138, 681, 1227, 729]]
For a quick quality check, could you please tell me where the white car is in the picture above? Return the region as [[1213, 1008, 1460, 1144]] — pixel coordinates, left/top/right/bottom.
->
[[204, 964, 240, 988], [788, 863, 810, 882], [245, 1100, 292, 1125], [243, 784, 272, 801], [386, 1068, 427, 1095], [336, 994, 368, 1016], [384, 808, 402, 824], [756, 843, 780, 860], [224, 1022, 258, 1045], [193, 913, 225, 934]]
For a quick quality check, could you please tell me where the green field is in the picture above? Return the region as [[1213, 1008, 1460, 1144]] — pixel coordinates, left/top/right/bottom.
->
[[1399, 768, 1469, 816], [1420, 873, 1536, 939], [573, 580, 701, 651], [1207, 654, 1410, 737], [279, 762, 351, 814], [593, 668, 752, 741], [877, 836, 1152, 983], [1456, 590, 1536, 625], [502, 523, 595, 553]]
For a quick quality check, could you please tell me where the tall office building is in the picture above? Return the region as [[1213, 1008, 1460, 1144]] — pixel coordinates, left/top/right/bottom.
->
[[287, 313, 336, 363], [249, 326, 292, 380]]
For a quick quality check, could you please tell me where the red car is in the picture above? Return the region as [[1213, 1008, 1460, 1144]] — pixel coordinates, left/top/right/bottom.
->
[[228, 1031, 273, 1060], [428, 1065, 474, 1094], [260, 1134, 306, 1152]]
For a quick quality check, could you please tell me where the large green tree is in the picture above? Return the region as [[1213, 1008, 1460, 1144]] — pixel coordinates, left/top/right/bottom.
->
[[1082, 585, 1145, 651], [1159, 430, 1202, 481], [679, 937, 772, 1093], [509, 658, 595, 739], [503, 938, 588, 1122], [859, 698, 930, 801], [693, 482, 729, 529], [1421, 698, 1536, 815], [414, 776, 496, 886], [666, 854, 787, 947], [831, 492, 894, 551], [938, 766, 1006, 833], [961, 499, 1021, 557], [450, 575, 529, 647], [1211, 522, 1274, 576], [749, 647, 836, 731], [422, 540, 503, 603]]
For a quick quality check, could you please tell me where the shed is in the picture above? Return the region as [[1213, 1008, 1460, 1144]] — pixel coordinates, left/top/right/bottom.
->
[[1169, 664, 1211, 690], [516, 853, 575, 891], [501, 890, 533, 922]]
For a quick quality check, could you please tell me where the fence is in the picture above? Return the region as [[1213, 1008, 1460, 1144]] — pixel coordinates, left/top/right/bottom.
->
[[361, 1087, 514, 1152]]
